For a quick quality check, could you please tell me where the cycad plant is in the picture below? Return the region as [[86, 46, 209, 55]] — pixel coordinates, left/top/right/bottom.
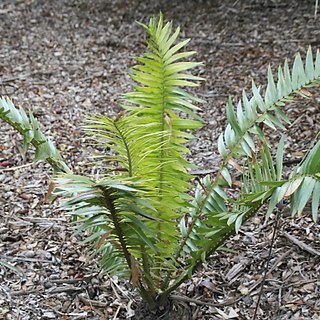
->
[[1, 14, 319, 314]]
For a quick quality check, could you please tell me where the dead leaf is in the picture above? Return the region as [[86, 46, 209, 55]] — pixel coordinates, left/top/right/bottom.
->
[[44, 181, 55, 203], [130, 256, 140, 285], [285, 178, 303, 197], [228, 158, 242, 173], [300, 89, 313, 97]]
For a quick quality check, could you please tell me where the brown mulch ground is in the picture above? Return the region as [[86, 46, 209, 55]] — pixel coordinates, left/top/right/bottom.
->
[[0, 0, 319, 319]]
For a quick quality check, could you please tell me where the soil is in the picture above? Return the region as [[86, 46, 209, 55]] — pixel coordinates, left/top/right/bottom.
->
[[0, 0, 319, 319], [132, 300, 192, 320]]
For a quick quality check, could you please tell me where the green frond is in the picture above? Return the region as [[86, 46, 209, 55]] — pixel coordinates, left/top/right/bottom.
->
[[174, 45, 320, 286], [55, 173, 162, 281], [85, 15, 204, 273], [232, 134, 319, 223], [177, 137, 279, 265], [203, 47, 320, 227], [217, 47, 320, 164], [166, 171, 269, 293], [0, 96, 70, 173], [85, 114, 166, 177], [265, 139, 320, 221]]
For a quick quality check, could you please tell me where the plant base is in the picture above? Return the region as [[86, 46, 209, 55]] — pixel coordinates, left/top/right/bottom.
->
[[132, 299, 192, 320]]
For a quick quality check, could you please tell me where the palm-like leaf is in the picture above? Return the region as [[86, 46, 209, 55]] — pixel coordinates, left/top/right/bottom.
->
[[168, 47, 320, 292], [264, 138, 320, 220], [0, 96, 70, 173], [1, 14, 319, 311], [123, 15, 204, 257], [84, 13, 204, 280], [55, 174, 160, 282]]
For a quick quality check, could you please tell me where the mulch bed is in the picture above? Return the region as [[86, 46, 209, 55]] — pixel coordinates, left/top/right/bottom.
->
[[0, 0, 319, 319]]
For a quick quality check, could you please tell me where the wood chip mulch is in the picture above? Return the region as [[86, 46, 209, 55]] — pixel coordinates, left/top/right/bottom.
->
[[0, 0, 319, 319]]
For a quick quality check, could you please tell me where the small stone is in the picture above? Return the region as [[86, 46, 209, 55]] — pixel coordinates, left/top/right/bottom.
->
[[24, 250, 35, 258], [20, 193, 33, 201], [0, 161, 10, 167]]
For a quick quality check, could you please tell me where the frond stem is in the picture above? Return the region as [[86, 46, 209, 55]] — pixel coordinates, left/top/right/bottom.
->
[[101, 187, 132, 268], [113, 120, 133, 176], [100, 187, 156, 303]]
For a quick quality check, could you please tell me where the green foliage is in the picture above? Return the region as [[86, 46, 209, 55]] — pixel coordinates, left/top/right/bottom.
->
[[0, 97, 70, 174], [0, 14, 319, 311]]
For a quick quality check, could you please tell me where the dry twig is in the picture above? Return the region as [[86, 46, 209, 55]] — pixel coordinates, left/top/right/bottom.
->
[[283, 232, 320, 256]]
